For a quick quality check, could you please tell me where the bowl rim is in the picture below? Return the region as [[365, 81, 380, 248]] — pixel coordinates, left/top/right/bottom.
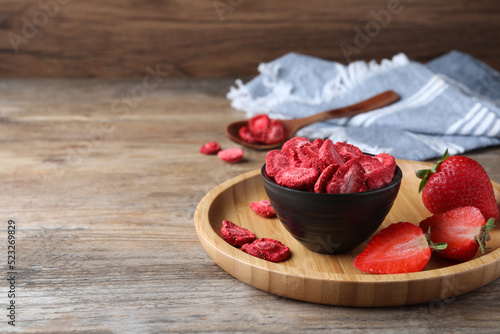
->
[[261, 163, 403, 197]]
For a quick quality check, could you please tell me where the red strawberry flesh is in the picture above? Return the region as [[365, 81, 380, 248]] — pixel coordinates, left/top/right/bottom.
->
[[353, 222, 432, 274], [419, 206, 492, 262]]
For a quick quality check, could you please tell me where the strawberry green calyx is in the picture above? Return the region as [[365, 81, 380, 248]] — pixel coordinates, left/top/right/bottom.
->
[[477, 218, 497, 254], [424, 227, 447, 252], [416, 149, 450, 193]]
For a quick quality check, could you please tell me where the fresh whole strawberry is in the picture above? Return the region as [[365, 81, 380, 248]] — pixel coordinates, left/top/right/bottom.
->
[[353, 222, 446, 274], [417, 150, 499, 222], [419, 206, 496, 262]]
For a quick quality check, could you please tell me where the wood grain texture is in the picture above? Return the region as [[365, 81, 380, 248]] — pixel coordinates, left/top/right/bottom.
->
[[0, 78, 498, 332], [0, 0, 499, 78]]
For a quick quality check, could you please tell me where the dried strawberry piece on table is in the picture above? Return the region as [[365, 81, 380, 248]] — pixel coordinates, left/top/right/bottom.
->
[[199, 141, 221, 155], [221, 220, 256, 247], [249, 200, 276, 218], [217, 148, 244, 163], [326, 158, 366, 194], [275, 166, 319, 190], [241, 238, 291, 262]]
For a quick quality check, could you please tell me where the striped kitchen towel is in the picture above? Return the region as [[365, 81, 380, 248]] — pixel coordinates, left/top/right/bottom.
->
[[227, 51, 500, 160]]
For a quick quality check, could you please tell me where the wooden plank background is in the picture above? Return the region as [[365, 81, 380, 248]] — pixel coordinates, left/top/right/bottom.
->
[[0, 0, 499, 78]]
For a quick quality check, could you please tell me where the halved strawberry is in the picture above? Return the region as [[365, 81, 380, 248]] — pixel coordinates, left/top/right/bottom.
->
[[353, 222, 446, 274], [419, 206, 496, 262], [249, 200, 276, 218], [417, 149, 499, 222]]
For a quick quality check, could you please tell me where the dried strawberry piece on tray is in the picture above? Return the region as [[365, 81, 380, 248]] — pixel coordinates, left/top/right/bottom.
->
[[241, 238, 291, 262], [221, 220, 257, 247], [249, 200, 276, 218]]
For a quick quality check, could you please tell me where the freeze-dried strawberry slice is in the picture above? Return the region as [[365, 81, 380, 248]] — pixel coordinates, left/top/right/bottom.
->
[[199, 141, 221, 155], [264, 120, 287, 144], [265, 149, 291, 178], [298, 144, 326, 172], [249, 200, 276, 218], [357, 155, 389, 190], [375, 153, 397, 182], [275, 166, 319, 190], [248, 114, 271, 142], [334, 142, 364, 162], [218, 148, 244, 163], [281, 137, 312, 166], [327, 158, 366, 193], [319, 139, 345, 166], [241, 238, 291, 262], [221, 220, 256, 247], [238, 126, 257, 144], [314, 163, 340, 193], [312, 138, 325, 149]]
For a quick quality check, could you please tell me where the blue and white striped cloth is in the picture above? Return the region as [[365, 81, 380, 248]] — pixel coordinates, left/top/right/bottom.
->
[[227, 51, 500, 160]]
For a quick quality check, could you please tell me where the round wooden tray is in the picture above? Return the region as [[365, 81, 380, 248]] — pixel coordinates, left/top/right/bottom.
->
[[194, 159, 500, 307]]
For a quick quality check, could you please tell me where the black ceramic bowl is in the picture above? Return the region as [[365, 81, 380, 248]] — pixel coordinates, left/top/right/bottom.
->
[[261, 164, 403, 254]]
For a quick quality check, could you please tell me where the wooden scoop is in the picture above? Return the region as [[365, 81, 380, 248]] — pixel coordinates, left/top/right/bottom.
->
[[225, 90, 400, 150]]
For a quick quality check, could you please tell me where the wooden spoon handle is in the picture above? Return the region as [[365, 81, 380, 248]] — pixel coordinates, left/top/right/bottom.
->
[[286, 90, 400, 134]]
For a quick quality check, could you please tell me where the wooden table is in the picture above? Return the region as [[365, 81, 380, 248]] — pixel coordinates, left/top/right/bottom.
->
[[1, 78, 499, 333]]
